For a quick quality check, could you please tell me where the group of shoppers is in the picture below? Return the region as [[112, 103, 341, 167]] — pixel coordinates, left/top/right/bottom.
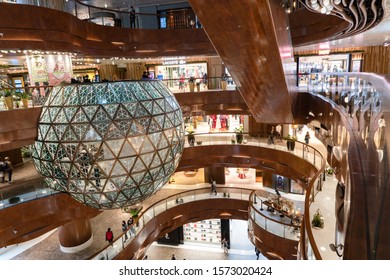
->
[[105, 216, 136, 245]]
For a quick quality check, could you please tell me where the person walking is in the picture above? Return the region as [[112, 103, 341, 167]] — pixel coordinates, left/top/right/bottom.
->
[[130, 6, 136, 28], [0, 157, 5, 183], [255, 247, 260, 260], [304, 131, 310, 152], [4, 157, 12, 183], [221, 237, 229, 254], [210, 180, 217, 195], [105, 228, 114, 245], [121, 220, 128, 241], [127, 216, 136, 235]]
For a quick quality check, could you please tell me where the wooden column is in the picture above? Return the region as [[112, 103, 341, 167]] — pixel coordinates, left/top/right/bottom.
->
[[58, 218, 93, 253]]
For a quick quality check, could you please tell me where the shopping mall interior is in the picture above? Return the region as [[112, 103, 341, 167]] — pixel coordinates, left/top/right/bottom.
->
[[1, 0, 390, 261]]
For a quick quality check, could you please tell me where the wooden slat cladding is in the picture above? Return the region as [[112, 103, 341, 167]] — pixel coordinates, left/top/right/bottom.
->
[[189, 0, 295, 124]]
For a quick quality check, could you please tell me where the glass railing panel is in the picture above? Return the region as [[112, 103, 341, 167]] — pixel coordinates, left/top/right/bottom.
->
[[154, 200, 168, 216], [254, 210, 266, 228], [142, 208, 154, 224]]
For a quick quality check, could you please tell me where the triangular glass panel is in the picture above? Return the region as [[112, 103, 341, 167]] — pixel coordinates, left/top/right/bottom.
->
[[119, 157, 136, 173], [158, 148, 169, 163], [53, 124, 67, 140], [48, 107, 60, 123], [124, 102, 138, 118], [148, 119, 162, 133], [114, 120, 131, 136], [142, 100, 153, 114], [150, 154, 163, 168], [167, 96, 179, 111], [137, 117, 151, 133], [115, 104, 131, 120], [116, 192, 128, 203], [152, 100, 164, 115], [63, 106, 77, 122], [72, 107, 89, 123], [132, 157, 146, 172], [156, 99, 165, 112], [38, 124, 50, 140], [45, 126, 59, 141], [83, 126, 102, 141], [110, 161, 127, 176], [123, 84, 139, 102], [104, 104, 119, 119], [106, 123, 123, 139], [140, 137, 154, 153], [153, 114, 165, 128], [128, 135, 145, 153], [100, 143, 116, 160], [82, 105, 98, 121], [48, 88, 63, 106], [110, 176, 126, 189], [134, 103, 149, 118], [40, 108, 51, 123], [147, 132, 161, 148], [62, 126, 78, 142], [79, 85, 96, 105], [72, 123, 89, 140], [133, 84, 149, 101], [64, 86, 79, 105], [123, 177, 136, 189], [129, 121, 145, 136], [94, 106, 111, 122], [157, 134, 169, 149], [131, 172, 144, 185], [91, 122, 110, 139], [119, 140, 136, 157], [140, 153, 154, 168], [53, 108, 67, 123], [105, 139, 124, 155]]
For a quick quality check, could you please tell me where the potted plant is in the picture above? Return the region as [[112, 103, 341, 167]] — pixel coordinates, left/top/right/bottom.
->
[[2, 89, 14, 109], [326, 166, 334, 176], [311, 208, 324, 229], [284, 134, 297, 151], [196, 81, 201, 92], [186, 126, 195, 146], [188, 76, 196, 92], [234, 125, 244, 144], [20, 90, 30, 108]]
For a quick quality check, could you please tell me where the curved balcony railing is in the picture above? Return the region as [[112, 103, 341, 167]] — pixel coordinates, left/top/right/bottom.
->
[[183, 132, 323, 171], [0, 178, 58, 210], [0, 77, 235, 111], [0, 0, 200, 30], [89, 186, 253, 260], [246, 141, 326, 259], [248, 190, 302, 242]]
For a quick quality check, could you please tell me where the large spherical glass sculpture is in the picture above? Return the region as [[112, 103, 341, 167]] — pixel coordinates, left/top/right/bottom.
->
[[32, 81, 184, 209]]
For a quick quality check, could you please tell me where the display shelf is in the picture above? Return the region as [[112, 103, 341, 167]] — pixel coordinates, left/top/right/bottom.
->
[[183, 219, 221, 245]]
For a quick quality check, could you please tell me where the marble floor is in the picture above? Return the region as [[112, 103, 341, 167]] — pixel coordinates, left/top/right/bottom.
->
[[0, 127, 338, 260]]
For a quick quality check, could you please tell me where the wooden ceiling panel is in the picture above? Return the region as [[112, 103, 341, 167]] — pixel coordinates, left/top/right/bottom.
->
[[189, 0, 296, 123]]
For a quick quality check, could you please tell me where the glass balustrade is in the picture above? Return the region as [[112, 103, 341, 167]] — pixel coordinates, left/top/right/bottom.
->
[[91, 187, 252, 260]]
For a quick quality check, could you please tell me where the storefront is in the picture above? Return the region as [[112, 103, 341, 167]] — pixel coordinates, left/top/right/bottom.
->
[[297, 53, 353, 87], [147, 59, 207, 91]]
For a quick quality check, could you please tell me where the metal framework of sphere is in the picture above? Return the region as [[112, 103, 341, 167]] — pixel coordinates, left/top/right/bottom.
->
[[32, 81, 185, 209]]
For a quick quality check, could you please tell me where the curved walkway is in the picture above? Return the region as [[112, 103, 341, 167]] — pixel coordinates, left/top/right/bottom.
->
[[1, 127, 337, 260]]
